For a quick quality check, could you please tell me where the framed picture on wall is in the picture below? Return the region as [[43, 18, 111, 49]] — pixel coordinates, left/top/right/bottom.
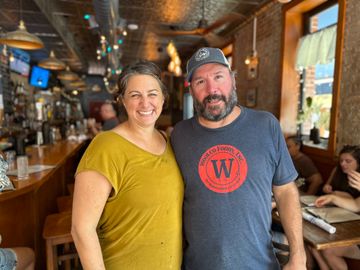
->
[[246, 88, 257, 107]]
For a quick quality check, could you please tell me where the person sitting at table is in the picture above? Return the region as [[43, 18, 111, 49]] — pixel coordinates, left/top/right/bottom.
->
[[323, 145, 360, 198], [286, 136, 323, 195], [0, 235, 35, 270], [88, 101, 120, 136], [309, 192, 360, 270]]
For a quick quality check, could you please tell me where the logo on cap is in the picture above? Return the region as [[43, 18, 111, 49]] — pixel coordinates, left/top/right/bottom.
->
[[195, 48, 210, 61]]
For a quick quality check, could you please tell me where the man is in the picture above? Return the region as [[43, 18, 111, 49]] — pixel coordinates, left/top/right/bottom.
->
[[88, 102, 119, 135], [286, 136, 323, 195], [171, 47, 306, 269]]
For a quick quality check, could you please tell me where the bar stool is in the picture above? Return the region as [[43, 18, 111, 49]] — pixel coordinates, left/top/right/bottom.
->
[[56, 195, 73, 213], [67, 183, 75, 196], [42, 212, 78, 270]]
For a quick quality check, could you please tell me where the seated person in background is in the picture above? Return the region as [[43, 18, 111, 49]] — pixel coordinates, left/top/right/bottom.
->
[[323, 145, 360, 198], [286, 136, 323, 195], [0, 235, 35, 270], [309, 192, 360, 270], [88, 102, 119, 136]]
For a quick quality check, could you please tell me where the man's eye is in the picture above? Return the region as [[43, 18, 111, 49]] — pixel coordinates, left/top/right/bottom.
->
[[215, 75, 223, 80], [194, 80, 204, 87]]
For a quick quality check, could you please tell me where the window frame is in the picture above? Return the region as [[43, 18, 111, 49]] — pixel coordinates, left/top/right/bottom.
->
[[279, 0, 346, 158]]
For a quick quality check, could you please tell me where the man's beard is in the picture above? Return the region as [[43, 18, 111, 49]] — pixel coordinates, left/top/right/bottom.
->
[[193, 87, 238, 121]]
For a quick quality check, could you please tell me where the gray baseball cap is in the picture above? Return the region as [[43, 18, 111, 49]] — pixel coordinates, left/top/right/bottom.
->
[[186, 47, 230, 82]]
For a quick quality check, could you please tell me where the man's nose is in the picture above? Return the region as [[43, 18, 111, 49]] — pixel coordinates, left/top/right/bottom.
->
[[205, 79, 218, 94]]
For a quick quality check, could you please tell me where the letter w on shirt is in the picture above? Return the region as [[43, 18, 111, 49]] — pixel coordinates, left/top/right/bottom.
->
[[211, 159, 234, 178]]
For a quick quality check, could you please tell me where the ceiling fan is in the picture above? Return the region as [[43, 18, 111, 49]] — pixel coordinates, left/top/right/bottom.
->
[[155, 0, 244, 38]]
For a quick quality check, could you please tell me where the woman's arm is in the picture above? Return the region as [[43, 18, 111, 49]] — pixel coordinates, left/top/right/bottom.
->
[[315, 194, 360, 213], [71, 171, 112, 270], [322, 167, 336, 194]]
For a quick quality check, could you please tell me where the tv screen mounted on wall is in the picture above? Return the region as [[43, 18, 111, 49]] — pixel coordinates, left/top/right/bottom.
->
[[29, 66, 50, 89]]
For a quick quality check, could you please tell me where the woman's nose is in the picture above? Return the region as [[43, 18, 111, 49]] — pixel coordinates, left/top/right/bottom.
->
[[139, 96, 150, 105]]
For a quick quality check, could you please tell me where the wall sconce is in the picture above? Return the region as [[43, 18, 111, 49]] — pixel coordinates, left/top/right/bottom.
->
[[245, 17, 259, 80]]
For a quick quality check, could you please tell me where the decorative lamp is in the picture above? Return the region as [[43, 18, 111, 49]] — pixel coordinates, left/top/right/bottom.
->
[[0, 20, 44, 50], [69, 80, 86, 88], [39, 50, 66, 70], [57, 66, 79, 81]]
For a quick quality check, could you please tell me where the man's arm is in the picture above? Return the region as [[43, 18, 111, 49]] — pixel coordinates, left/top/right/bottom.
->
[[273, 181, 306, 269], [305, 172, 323, 195]]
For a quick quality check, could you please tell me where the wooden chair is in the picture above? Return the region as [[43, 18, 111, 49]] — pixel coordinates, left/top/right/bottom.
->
[[56, 196, 73, 213], [42, 212, 79, 270], [67, 183, 75, 196]]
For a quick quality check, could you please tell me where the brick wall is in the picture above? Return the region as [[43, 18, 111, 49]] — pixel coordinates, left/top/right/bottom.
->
[[234, 1, 282, 117], [337, 0, 360, 148]]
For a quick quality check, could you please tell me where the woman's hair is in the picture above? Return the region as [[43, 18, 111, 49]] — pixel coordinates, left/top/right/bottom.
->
[[116, 60, 168, 106], [338, 145, 360, 172], [331, 145, 360, 197]]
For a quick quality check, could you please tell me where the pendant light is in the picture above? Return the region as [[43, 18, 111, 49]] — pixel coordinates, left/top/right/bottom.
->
[[69, 80, 86, 88], [0, 0, 44, 50], [38, 50, 66, 70], [57, 66, 79, 81]]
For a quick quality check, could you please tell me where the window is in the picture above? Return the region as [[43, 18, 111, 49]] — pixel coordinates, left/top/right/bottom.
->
[[280, 0, 345, 157], [297, 4, 338, 148]]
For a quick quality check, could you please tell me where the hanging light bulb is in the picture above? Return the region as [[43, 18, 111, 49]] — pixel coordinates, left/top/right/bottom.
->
[[9, 53, 15, 62]]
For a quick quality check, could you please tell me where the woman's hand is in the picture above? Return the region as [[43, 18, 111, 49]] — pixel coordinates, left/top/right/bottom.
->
[[348, 170, 360, 191], [315, 195, 334, 207], [322, 184, 333, 194]]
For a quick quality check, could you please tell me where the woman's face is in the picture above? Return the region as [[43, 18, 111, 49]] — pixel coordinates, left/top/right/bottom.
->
[[122, 74, 164, 128], [339, 153, 358, 174]]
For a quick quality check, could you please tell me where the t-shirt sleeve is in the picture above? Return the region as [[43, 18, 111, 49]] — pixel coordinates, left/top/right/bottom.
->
[[76, 132, 122, 193], [271, 117, 298, 186]]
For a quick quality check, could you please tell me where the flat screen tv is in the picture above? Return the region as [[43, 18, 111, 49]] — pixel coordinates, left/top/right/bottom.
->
[[9, 48, 30, 77], [29, 66, 50, 89]]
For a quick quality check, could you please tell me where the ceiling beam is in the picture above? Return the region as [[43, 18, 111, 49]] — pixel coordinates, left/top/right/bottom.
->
[[32, 0, 87, 69]]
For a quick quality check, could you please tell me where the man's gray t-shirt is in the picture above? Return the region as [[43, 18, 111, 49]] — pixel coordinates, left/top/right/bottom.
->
[[171, 106, 297, 270]]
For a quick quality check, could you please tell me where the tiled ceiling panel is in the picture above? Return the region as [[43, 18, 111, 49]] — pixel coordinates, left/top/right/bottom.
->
[[0, 0, 269, 74]]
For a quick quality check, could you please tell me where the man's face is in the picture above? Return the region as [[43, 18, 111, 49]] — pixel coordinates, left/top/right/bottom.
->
[[190, 63, 237, 121]]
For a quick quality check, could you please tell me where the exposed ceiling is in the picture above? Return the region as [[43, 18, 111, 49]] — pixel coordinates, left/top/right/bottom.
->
[[0, 0, 270, 76]]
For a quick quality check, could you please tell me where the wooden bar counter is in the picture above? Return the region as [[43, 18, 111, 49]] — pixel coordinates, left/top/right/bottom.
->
[[0, 140, 87, 269]]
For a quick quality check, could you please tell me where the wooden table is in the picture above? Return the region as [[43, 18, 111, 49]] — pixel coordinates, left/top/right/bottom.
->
[[273, 210, 360, 250], [302, 218, 360, 250], [0, 140, 87, 269]]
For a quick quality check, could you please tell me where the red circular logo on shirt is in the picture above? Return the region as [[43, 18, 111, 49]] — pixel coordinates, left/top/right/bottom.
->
[[198, 144, 248, 193]]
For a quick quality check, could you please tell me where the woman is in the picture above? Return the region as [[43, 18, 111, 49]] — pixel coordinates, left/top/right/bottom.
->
[[309, 145, 360, 270], [71, 60, 183, 269], [323, 145, 360, 198], [309, 192, 360, 270]]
